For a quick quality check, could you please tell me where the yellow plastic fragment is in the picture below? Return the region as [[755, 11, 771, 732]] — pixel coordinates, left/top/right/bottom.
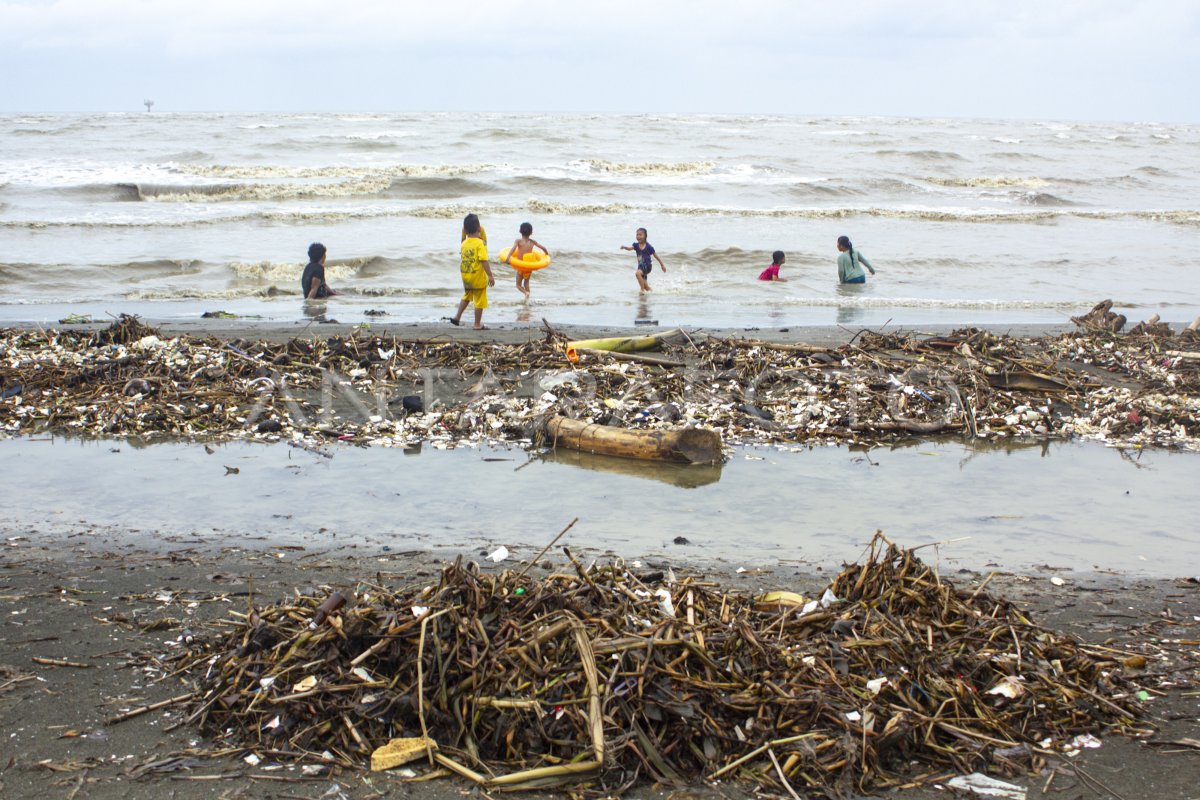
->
[[370, 736, 438, 772]]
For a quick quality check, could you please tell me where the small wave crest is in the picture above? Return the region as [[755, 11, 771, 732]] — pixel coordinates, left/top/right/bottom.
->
[[172, 163, 495, 180], [786, 296, 1086, 310], [229, 261, 361, 283], [124, 287, 291, 301], [874, 149, 967, 162], [579, 159, 715, 176], [129, 176, 395, 202], [926, 176, 1049, 189], [1020, 192, 1076, 207]]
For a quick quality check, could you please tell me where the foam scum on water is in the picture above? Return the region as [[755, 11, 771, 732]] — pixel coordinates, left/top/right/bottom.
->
[[1, 305, 1198, 451], [173, 535, 1149, 794]]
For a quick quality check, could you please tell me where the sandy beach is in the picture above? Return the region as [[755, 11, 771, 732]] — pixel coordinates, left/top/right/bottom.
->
[[2, 316, 1199, 798], [1, 521, 1198, 800]]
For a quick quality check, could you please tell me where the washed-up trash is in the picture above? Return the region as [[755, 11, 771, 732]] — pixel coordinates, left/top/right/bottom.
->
[[1064, 733, 1103, 752], [292, 676, 318, 693], [487, 546, 509, 563], [755, 590, 807, 609], [654, 588, 676, 618], [370, 736, 437, 772], [986, 675, 1027, 699], [945, 773, 1026, 799], [3, 312, 1198, 453], [174, 534, 1144, 795]]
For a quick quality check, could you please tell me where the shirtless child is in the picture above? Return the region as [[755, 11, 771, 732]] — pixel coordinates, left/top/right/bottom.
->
[[507, 222, 550, 298]]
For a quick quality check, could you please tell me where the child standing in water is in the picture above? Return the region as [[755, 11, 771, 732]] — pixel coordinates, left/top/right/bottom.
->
[[621, 227, 666, 293], [759, 251, 788, 282], [507, 222, 550, 298], [836, 235, 876, 284], [450, 213, 495, 329]]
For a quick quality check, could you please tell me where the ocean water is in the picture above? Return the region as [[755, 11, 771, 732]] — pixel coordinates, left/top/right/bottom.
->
[[3, 112, 1199, 329]]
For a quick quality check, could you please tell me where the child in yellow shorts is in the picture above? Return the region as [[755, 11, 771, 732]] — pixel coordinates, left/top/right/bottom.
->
[[451, 213, 495, 329]]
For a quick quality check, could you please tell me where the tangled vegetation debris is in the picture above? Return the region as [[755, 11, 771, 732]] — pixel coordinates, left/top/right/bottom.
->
[[1, 308, 1198, 451], [173, 536, 1148, 794]]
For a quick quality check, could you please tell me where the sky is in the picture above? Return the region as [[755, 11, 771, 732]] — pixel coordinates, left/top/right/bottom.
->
[[1, 0, 1196, 122]]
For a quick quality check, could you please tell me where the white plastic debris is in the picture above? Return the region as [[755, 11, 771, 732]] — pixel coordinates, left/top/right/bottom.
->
[[488, 546, 509, 563], [410, 605, 429, 618], [292, 675, 318, 692], [655, 588, 676, 618], [1064, 733, 1103, 753], [1050, 576, 1066, 586], [986, 676, 1027, 699], [866, 677, 889, 696], [243, 753, 261, 766], [945, 773, 1026, 799], [844, 710, 861, 722]]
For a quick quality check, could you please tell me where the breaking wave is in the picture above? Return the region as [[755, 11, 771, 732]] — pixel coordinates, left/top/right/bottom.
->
[[5, 205, 1199, 230], [171, 163, 496, 180], [579, 159, 716, 175], [926, 176, 1050, 189], [123, 177, 395, 202]]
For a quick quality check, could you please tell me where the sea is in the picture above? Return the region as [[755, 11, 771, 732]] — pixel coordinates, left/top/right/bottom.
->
[[3, 111, 1199, 329]]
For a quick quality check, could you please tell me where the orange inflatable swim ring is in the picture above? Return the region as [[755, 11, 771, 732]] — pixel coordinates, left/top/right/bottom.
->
[[499, 248, 551, 276]]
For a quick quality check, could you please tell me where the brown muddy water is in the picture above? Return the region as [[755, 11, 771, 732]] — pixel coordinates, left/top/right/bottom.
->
[[3, 436, 1198, 577]]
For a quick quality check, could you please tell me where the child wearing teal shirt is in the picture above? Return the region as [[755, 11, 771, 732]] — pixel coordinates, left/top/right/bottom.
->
[[836, 235, 876, 284]]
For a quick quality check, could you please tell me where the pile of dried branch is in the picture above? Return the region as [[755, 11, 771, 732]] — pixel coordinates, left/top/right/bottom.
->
[[176, 536, 1144, 794]]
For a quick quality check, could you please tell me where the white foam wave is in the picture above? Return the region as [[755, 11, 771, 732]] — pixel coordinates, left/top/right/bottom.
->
[[926, 176, 1050, 189], [228, 261, 359, 282], [139, 177, 394, 202], [124, 287, 292, 300], [171, 163, 495, 180], [781, 296, 1085, 310], [578, 159, 715, 176]]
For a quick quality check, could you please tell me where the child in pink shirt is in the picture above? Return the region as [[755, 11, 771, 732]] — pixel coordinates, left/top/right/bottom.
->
[[759, 251, 787, 282]]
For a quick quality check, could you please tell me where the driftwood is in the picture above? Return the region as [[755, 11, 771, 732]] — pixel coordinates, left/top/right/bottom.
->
[[1070, 299, 1126, 333], [546, 415, 722, 464]]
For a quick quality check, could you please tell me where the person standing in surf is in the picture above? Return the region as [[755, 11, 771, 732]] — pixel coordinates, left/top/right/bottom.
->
[[621, 227, 666, 293], [836, 235, 876, 284], [506, 222, 550, 299], [302, 242, 338, 299], [450, 213, 495, 329]]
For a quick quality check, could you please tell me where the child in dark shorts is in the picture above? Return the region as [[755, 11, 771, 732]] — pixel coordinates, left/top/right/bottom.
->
[[620, 227, 666, 293]]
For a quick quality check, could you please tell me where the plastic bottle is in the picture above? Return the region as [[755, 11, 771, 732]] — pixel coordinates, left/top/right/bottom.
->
[[309, 591, 347, 629]]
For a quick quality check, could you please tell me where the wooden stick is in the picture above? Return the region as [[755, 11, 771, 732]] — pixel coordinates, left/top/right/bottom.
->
[[32, 656, 92, 669], [576, 347, 686, 367], [515, 518, 579, 580], [108, 692, 195, 724]]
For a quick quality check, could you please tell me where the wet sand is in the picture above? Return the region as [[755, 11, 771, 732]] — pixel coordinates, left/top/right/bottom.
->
[[12, 314, 1075, 347]]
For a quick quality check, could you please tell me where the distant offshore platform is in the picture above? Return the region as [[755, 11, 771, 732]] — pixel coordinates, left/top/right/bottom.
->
[[144, 99, 155, 112]]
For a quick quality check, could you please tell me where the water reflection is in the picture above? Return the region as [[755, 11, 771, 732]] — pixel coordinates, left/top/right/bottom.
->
[[539, 447, 724, 488]]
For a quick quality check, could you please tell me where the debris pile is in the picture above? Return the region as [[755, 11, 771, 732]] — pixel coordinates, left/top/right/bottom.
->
[[176, 536, 1144, 793], [1, 308, 1198, 451]]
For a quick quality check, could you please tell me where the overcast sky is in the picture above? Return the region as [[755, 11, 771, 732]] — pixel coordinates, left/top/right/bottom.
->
[[1, 0, 1195, 122]]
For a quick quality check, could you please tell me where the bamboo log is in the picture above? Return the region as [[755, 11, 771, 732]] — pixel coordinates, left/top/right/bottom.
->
[[723, 338, 835, 354], [546, 415, 722, 464], [575, 348, 686, 367], [565, 328, 682, 362]]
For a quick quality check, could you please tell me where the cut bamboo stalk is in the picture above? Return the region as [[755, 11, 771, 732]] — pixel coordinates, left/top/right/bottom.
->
[[575, 348, 686, 367]]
